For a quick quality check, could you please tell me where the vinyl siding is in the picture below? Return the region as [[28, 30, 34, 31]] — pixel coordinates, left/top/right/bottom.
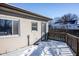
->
[[0, 14, 48, 54]]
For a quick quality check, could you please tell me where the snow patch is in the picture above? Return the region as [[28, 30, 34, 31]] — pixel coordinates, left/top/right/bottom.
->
[[20, 40, 73, 56]]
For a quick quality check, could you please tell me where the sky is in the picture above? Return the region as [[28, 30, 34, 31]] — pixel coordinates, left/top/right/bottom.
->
[[9, 3, 79, 19]]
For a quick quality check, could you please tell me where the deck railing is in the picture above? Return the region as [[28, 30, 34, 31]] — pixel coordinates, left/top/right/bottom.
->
[[48, 29, 79, 56]]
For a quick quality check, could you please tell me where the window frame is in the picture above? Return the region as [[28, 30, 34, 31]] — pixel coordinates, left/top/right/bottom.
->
[[12, 20, 20, 35], [0, 19, 20, 37], [31, 22, 38, 31]]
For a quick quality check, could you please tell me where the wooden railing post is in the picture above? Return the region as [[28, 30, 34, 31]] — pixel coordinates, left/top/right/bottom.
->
[[77, 39, 79, 56], [65, 33, 67, 43]]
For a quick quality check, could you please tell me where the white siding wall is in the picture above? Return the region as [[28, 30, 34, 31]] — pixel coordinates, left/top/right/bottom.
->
[[0, 14, 48, 54]]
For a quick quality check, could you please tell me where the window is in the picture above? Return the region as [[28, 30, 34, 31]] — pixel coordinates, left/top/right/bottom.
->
[[0, 19, 19, 36], [0, 19, 12, 35], [32, 22, 38, 31], [13, 21, 19, 34]]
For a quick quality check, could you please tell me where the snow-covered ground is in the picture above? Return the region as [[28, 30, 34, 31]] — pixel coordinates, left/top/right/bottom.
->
[[21, 40, 74, 56]]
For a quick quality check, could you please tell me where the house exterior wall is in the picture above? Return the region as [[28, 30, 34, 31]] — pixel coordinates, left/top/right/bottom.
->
[[0, 14, 48, 54]]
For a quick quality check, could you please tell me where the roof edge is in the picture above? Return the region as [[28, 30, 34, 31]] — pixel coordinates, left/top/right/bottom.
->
[[0, 3, 52, 21]]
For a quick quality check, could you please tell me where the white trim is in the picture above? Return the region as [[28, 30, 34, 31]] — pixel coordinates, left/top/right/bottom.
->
[[31, 21, 38, 31], [0, 35, 19, 39], [0, 14, 20, 21], [0, 19, 20, 37], [12, 20, 13, 35]]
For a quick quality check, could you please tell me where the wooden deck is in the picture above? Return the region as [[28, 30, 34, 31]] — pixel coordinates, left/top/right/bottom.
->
[[48, 29, 79, 56], [21, 40, 73, 56]]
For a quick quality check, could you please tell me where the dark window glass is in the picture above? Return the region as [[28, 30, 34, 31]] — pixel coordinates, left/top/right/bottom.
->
[[5, 20, 12, 35], [0, 19, 12, 35], [13, 21, 19, 34], [32, 22, 38, 31], [0, 19, 19, 36]]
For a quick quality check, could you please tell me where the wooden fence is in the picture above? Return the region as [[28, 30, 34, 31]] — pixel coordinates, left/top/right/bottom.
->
[[48, 30, 79, 56]]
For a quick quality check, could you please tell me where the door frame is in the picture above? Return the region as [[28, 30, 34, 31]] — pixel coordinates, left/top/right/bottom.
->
[[41, 22, 47, 41]]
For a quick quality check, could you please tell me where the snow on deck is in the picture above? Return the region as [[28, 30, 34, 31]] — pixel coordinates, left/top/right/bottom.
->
[[21, 40, 73, 56]]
